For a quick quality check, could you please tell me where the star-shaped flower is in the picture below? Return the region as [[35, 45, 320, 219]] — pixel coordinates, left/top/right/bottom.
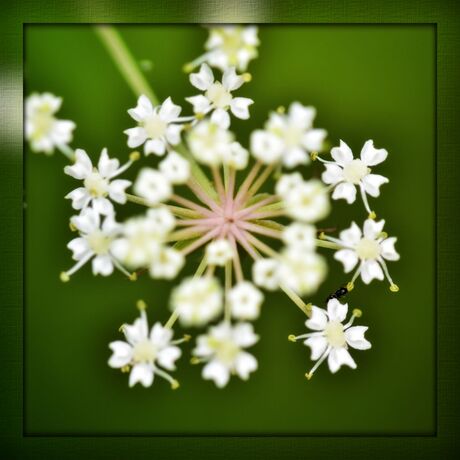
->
[[289, 299, 371, 378], [228, 281, 264, 320], [109, 308, 184, 388], [193, 321, 258, 388], [320, 140, 389, 214], [186, 64, 253, 129], [64, 148, 133, 215]]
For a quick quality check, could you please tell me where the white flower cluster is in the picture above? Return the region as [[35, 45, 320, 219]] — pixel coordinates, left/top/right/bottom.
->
[[26, 24, 400, 389]]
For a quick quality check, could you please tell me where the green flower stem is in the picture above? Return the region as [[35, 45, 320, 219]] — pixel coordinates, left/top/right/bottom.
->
[[315, 239, 341, 250], [224, 260, 233, 322], [57, 144, 75, 162], [94, 25, 159, 104]]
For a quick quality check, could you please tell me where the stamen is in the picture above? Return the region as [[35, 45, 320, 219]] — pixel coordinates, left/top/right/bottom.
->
[[112, 257, 135, 279], [154, 367, 180, 389], [378, 257, 398, 291], [61, 252, 93, 280], [305, 346, 331, 380], [182, 52, 212, 73], [136, 299, 147, 310], [359, 184, 372, 215]]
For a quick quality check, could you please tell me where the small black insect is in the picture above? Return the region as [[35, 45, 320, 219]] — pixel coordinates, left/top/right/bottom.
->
[[326, 286, 348, 303]]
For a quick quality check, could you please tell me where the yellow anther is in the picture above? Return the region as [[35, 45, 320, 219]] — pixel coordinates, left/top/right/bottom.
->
[[379, 231, 388, 239], [129, 272, 138, 281], [242, 72, 252, 82], [196, 112, 205, 120], [136, 299, 147, 311], [305, 372, 313, 380], [183, 334, 192, 342], [390, 284, 400, 292], [118, 324, 126, 332], [352, 308, 362, 318], [310, 151, 318, 161], [183, 62, 194, 73], [346, 282, 355, 291], [129, 151, 141, 162], [319, 231, 326, 240], [276, 105, 286, 114], [69, 222, 77, 232], [60, 272, 70, 283], [368, 211, 377, 220], [288, 334, 297, 342], [190, 357, 201, 365], [121, 365, 130, 373]]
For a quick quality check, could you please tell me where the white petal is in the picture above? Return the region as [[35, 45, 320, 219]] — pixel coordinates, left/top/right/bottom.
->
[[92, 254, 114, 276], [159, 97, 181, 121], [288, 102, 316, 129], [149, 322, 173, 347], [345, 326, 371, 350], [362, 174, 388, 197], [124, 127, 148, 148], [234, 351, 258, 379], [128, 95, 154, 121], [165, 124, 183, 145], [65, 187, 91, 210], [129, 363, 154, 387], [322, 164, 344, 185], [108, 341, 133, 368], [327, 347, 357, 373], [190, 63, 214, 91], [108, 179, 131, 204], [157, 346, 181, 370], [124, 312, 148, 345], [360, 260, 384, 284], [64, 149, 93, 179], [222, 67, 244, 91], [305, 306, 328, 331], [202, 360, 230, 388], [332, 182, 357, 204], [363, 219, 385, 240], [144, 138, 166, 156], [334, 249, 358, 273], [302, 129, 327, 152], [331, 140, 354, 165], [185, 95, 211, 114], [211, 108, 230, 129], [230, 97, 253, 119], [232, 322, 259, 347], [327, 298, 348, 322], [67, 237, 90, 260], [360, 140, 388, 166], [380, 237, 400, 261], [92, 197, 114, 216], [98, 148, 119, 178], [339, 222, 362, 246], [283, 147, 308, 168], [71, 208, 100, 234], [304, 336, 328, 360]]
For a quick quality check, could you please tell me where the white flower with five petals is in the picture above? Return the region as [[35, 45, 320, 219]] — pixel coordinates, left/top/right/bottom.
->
[[193, 321, 258, 388], [125, 96, 192, 156], [290, 299, 371, 378], [108, 308, 183, 388], [205, 239, 234, 266], [64, 148, 132, 215], [323, 219, 400, 289], [320, 140, 389, 214], [228, 281, 264, 320], [186, 64, 253, 129]]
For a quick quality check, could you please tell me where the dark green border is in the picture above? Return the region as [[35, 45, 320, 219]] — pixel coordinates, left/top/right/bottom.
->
[[1, 1, 459, 458]]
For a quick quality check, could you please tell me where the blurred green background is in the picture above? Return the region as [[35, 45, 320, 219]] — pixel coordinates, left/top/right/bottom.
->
[[25, 25, 435, 434]]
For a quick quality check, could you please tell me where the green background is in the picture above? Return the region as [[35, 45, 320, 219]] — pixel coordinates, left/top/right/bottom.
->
[[24, 25, 435, 435]]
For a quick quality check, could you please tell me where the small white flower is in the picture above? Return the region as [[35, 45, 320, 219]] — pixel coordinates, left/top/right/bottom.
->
[[221, 142, 249, 170], [134, 168, 172, 205], [159, 151, 191, 184], [193, 321, 258, 388], [187, 120, 234, 166], [111, 207, 176, 269], [282, 223, 316, 253], [25, 92, 76, 154], [275, 172, 304, 198], [203, 26, 259, 72], [228, 281, 264, 320], [108, 309, 182, 388], [149, 246, 185, 280], [64, 148, 132, 215], [61, 208, 124, 280], [205, 239, 234, 266], [290, 299, 371, 378], [283, 179, 330, 223], [320, 140, 388, 213], [252, 258, 280, 291], [171, 277, 223, 327], [125, 96, 191, 156], [250, 130, 284, 164], [326, 219, 399, 288], [265, 102, 327, 168], [186, 64, 253, 129], [279, 249, 327, 296]]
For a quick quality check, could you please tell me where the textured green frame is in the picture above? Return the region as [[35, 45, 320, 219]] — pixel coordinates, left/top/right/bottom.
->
[[1, 1, 459, 458]]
